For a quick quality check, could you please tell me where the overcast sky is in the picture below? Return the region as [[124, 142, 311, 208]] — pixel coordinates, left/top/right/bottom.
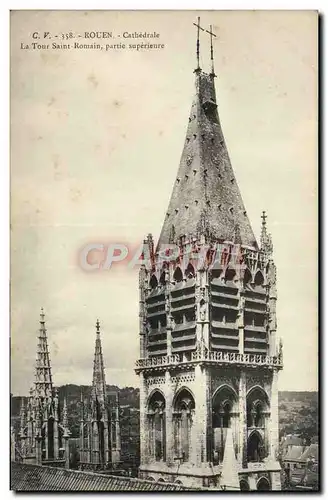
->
[[11, 10, 317, 395]]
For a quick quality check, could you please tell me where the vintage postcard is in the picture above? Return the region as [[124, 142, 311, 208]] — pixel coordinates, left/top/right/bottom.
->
[[10, 10, 318, 491]]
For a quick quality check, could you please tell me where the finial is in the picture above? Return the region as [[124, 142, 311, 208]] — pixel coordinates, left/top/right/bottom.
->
[[40, 307, 45, 323], [63, 396, 69, 428], [193, 17, 205, 72], [260, 211, 267, 247], [96, 319, 100, 334], [205, 24, 217, 77]]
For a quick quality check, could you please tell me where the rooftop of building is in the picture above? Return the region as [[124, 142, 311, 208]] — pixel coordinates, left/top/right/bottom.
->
[[297, 444, 319, 463], [283, 445, 305, 461], [11, 462, 204, 492]]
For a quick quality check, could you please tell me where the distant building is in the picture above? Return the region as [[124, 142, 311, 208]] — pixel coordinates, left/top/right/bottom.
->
[[288, 444, 319, 490], [282, 445, 306, 474], [15, 309, 70, 468]]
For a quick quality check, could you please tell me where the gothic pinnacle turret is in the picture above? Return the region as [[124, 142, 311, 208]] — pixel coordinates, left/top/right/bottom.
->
[[91, 319, 107, 407], [19, 397, 26, 437], [34, 307, 53, 399]]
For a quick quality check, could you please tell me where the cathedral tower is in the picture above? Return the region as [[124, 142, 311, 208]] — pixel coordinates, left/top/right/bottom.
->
[[18, 309, 70, 468], [136, 19, 283, 490], [79, 320, 121, 471]]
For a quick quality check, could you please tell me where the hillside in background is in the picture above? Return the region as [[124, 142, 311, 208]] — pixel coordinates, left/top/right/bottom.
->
[[279, 391, 318, 443], [11, 388, 318, 444]]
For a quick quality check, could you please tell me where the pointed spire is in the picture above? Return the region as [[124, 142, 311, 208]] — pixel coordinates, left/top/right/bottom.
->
[[220, 428, 240, 490], [34, 308, 53, 399], [206, 24, 217, 77], [260, 210, 267, 247], [91, 320, 107, 408], [260, 211, 273, 256], [157, 56, 258, 250]]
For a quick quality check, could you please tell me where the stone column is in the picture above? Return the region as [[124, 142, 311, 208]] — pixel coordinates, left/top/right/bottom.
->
[[35, 436, 42, 465], [267, 261, 277, 356], [263, 412, 270, 458], [103, 418, 110, 465], [231, 412, 239, 458], [139, 266, 147, 359], [238, 294, 245, 354], [87, 421, 92, 463], [53, 420, 59, 459], [93, 421, 100, 465], [11, 427, 16, 462], [115, 399, 121, 461], [79, 420, 84, 464], [269, 370, 279, 461], [44, 420, 48, 459], [193, 364, 210, 466], [238, 371, 247, 467], [164, 370, 174, 465], [64, 434, 70, 469], [139, 372, 148, 466], [248, 475, 257, 491], [271, 471, 282, 490], [195, 270, 210, 347]]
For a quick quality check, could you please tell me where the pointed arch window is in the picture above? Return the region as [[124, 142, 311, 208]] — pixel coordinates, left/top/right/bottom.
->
[[159, 271, 166, 287], [147, 391, 166, 462], [212, 386, 238, 464], [254, 270, 264, 287], [173, 267, 183, 283], [247, 431, 265, 462], [243, 268, 252, 287], [149, 274, 158, 290], [246, 388, 269, 429], [225, 267, 236, 284], [173, 389, 195, 462], [246, 387, 270, 462], [185, 263, 195, 280]]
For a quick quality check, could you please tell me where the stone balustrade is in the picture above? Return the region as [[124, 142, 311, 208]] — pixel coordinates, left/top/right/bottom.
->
[[135, 350, 283, 371]]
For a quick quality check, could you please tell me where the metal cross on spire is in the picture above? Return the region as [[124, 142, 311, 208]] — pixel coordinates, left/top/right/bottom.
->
[[193, 16, 205, 72], [205, 24, 217, 76]]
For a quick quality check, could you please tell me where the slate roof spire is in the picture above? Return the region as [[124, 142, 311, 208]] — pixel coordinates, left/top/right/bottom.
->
[[157, 37, 258, 250]]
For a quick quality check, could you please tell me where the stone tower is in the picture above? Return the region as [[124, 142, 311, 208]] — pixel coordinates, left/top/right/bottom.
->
[[79, 320, 121, 471], [135, 20, 283, 491], [18, 309, 70, 468]]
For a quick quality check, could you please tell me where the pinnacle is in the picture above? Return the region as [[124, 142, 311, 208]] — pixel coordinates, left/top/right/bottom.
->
[[91, 319, 107, 407]]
